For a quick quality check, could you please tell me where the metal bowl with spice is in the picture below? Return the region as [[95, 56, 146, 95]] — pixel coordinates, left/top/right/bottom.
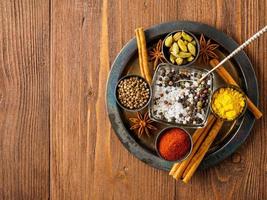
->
[[115, 74, 152, 112], [162, 30, 200, 67], [210, 85, 247, 121], [155, 126, 193, 162]]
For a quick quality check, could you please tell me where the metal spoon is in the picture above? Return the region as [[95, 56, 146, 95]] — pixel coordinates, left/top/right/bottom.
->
[[198, 25, 267, 84]]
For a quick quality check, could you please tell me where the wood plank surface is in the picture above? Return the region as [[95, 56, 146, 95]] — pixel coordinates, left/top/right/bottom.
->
[[0, 0, 267, 199], [50, 0, 101, 199], [0, 0, 50, 199]]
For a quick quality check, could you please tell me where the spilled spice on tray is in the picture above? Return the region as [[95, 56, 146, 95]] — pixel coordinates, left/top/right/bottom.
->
[[158, 128, 191, 161]]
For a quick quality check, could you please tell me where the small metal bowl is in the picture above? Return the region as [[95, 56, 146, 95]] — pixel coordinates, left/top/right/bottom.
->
[[155, 126, 193, 162], [162, 30, 200, 67], [115, 74, 152, 112], [210, 85, 248, 121]]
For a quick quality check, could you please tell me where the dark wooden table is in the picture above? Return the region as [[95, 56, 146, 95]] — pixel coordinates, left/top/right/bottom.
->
[[0, 0, 266, 199]]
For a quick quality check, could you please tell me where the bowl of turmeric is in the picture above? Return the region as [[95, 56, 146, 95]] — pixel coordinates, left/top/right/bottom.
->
[[210, 85, 247, 121]]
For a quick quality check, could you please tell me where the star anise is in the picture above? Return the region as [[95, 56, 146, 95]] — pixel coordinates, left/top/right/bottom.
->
[[129, 112, 157, 137], [199, 34, 220, 64], [148, 39, 165, 70]]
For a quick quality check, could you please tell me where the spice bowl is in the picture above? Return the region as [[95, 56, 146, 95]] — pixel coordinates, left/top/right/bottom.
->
[[162, 30, 200, 67], [155, 126, 193, 162], [115, 74, 152, 112], [149, 63, 213, 128], [210, 85, 247, 121]]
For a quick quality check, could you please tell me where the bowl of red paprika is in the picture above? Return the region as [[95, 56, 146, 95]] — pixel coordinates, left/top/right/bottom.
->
[[155, 127, 193, 162]]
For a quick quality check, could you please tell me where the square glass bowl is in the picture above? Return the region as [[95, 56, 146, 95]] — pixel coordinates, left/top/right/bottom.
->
[[149, 63, 213, 128]]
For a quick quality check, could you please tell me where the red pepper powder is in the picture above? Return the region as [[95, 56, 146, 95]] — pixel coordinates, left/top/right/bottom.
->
[[158, 128, 191, 161]]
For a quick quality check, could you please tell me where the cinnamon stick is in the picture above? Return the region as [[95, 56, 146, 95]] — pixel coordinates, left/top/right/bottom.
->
[[135, 28, 152, 83], [168, 124, 207, 176], [171, 115, 216, 180], [169, 127, 204, 176], [169, 115, 215, 176], [182, 119, 224, 183], [210, 59, 262, 119]]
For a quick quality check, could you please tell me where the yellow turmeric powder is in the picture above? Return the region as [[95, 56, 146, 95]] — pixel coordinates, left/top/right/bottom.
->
[[211, 87, 246, 121]]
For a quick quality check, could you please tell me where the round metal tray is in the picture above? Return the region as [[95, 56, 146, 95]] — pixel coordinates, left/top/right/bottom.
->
[[106, 21, 258, 171]]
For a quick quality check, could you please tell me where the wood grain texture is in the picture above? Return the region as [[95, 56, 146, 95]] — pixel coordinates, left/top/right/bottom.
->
[[0, 0, 50, 199], [50, 0, 102, 199], [0, 0, 266, 199]]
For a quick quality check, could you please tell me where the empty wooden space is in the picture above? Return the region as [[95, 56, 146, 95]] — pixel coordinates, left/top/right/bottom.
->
[[0, 0, 266, 199]]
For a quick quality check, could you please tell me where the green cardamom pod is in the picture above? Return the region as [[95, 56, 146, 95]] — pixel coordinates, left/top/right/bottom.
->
[[182, 31, 193, 42], [190, 41, 196, 46], [170, 51, 179, 57], [170, 54, 176, 64], [178, 52, 192, 58], [187, 56, 194, 62], [178, 39, 188, 52], [171, 42, 179, 54], [187, 43, 196, 56], [164, 35, 173, 47], [173, 32, 182, 41], [175, 57, 183, 65]]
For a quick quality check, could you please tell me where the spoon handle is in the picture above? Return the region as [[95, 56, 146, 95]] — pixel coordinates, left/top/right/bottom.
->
[[199, 25, 267, 83]]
